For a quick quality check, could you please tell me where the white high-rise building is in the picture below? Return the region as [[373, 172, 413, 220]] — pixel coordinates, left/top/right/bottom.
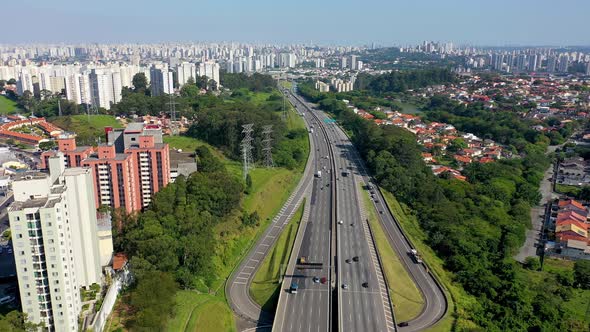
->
[[65, 74, 82, 104], [279, 53, 297, 68], [8, 154, 103, 331], [197, 61, 220, 87], [17, 71, 34, 94], [89, 69, 115, 110], [177, 62, 196, 86]]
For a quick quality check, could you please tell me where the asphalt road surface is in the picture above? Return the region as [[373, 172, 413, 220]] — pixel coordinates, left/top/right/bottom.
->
[[271, 92, 334, 332]]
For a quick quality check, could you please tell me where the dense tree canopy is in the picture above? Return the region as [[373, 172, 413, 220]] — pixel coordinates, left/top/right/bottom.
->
[[355, 68, 457, 93]]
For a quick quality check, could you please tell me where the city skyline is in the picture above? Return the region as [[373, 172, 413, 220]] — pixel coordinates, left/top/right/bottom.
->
[[6, 0, 590, 46]]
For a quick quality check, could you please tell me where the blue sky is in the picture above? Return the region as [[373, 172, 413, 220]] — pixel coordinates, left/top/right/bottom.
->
[[5, 0, 589, 45]]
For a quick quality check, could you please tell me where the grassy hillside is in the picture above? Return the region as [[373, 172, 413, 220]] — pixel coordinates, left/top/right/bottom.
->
[[0, 96, 21, 115], [50, 115, 122, 145]]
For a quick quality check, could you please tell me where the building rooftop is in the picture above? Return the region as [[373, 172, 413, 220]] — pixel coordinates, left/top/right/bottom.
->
[[63, 167, 91, 176], [12, 171, 48, 182], [124, 122, 144, 133], [10, 197, 49, 211]]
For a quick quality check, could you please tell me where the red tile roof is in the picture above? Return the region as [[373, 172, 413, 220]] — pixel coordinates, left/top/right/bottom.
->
[[112, 253, 128, 271]]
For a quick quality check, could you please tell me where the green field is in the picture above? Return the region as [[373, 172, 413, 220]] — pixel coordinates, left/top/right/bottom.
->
[[381, 190, 479, 331], [165, 292, 236, 332], [361, 185, 424, 322], [250, 200, 304, 312], [0, 96, 20, 115], [50, 115, 122, 145]]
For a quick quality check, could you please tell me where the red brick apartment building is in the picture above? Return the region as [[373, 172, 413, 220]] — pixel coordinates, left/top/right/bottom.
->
[[41, 123, 170, 212]]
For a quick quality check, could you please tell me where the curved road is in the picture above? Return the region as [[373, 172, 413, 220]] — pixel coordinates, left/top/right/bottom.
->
[[225, 96, 318, 327]]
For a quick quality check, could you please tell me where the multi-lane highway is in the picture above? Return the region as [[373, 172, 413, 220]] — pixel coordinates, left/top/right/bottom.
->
[[228, 84, 447, 332], [294, 90, 448, 331], [272, 91, 335, 332]]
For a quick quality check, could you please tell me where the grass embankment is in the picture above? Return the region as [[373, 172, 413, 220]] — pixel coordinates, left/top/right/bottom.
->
[[50, 115, 122, 145], [360, 185, 424, 322], [279, 81, 293, 89], [0, 96, 21, 115], [381, 190, 479, 331], [249, 200, 304, 312], [165, 292, 236, 332]]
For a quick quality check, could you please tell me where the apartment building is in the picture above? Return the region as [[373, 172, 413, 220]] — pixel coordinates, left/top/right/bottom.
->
[[41, 123, 170, 212], [8, 154, 102, 331]]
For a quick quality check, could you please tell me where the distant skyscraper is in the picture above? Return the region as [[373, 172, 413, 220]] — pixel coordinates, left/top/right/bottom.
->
[[340, 57, 347, 69], [529, 54, 538, 71], [89, 69, 115, 110], [149, 64, 174, 96], [197, 61, 220, 86], [586, 61, 590, 75], [516, 54, 527, 71], [349, 55, 358, 70], [176, 62, 196, 86], [547, 56, 557, 72], [558, 55, 570, 73], [279, 53, 297, 68]]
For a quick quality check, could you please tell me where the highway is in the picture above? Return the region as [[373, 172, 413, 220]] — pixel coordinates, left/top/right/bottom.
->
[[271, 91, 334, 332], [228, 85, 447, 332], [312, 102, 394, 332], [295, 92, 448, 331]]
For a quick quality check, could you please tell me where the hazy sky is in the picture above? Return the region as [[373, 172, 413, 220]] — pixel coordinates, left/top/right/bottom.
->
[[4, 0, 589, 46]]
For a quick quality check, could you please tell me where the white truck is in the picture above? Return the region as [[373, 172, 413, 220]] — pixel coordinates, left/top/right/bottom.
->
[[410, 249, 423, 264]]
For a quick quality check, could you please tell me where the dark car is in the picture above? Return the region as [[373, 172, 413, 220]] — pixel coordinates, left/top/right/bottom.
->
[[362, 282, 368, 288], [312, 277, 320, 283], [345, 259, 351, 264], [320, 277, 327, 284], [352, 256, 359, 262], [398, 322, 409, 327]]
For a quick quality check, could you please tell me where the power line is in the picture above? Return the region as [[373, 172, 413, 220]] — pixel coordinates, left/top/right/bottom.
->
[[262, 125, 274, 168], [241, 123, 255, 179]]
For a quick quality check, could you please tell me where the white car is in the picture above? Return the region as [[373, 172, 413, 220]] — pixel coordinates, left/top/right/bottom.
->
[[338, 220, 344, 225]]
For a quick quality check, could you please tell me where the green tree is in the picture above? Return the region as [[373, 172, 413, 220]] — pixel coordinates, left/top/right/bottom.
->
[[573, 260, 590, 289], [132, 73, 148, 93], [129, 272, 178, 330], [0, 311, 44, 331], [38, 140, 56, 151], [523, 257, 541, 270]]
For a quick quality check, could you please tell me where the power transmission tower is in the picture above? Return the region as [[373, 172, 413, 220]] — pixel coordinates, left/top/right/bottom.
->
[[166, 93, 179, 122], [241, 124, 255, 179], [262, 125, 274, 168], [166, 94, 180, 135]]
